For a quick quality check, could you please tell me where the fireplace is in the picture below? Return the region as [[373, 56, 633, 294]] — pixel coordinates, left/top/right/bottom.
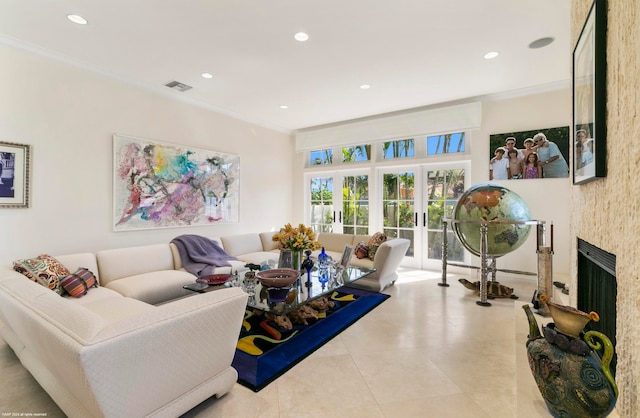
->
[[577, 238, 617, 375]]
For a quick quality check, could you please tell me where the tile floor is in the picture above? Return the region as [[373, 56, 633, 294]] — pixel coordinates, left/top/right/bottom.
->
[[0, 268, 619, 417]]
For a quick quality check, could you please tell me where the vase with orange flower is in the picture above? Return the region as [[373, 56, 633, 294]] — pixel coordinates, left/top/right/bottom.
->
[[272, 223, 322, 271]]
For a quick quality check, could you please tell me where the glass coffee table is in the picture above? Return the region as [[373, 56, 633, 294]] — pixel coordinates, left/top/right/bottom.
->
[[247, 265, 375, 315], [184, 265, 375, 315]]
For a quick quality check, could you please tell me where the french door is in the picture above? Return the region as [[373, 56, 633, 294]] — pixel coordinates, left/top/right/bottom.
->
[[421, 165, 467, 270], [378, 163, 468, 269], [308, 169, 371, 234], [309, 163, 468, 269]]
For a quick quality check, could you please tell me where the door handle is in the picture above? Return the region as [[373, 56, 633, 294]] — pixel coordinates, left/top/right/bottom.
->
[[423, 212, 426, 227], [333, 211, 336, 222], [339, 211, 342, 223], [414, 212, 418, 226]]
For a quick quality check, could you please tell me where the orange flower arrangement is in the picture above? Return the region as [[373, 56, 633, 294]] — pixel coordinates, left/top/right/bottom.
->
[[272, 223, 322, 251]]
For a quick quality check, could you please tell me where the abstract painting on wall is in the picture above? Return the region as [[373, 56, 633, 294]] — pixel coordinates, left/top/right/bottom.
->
[[113, 134, 239, 231]]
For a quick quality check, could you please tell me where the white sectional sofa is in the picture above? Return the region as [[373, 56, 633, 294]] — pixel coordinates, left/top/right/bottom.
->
[[0, 230, 408, 417], [0, 248, 248, 418], [314, 233, 411, 291]]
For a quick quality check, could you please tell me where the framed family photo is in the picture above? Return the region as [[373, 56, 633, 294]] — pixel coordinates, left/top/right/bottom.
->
[[489, 126, 570, 180], [0, 141, 31, 208], [573, 0, 607, 184]]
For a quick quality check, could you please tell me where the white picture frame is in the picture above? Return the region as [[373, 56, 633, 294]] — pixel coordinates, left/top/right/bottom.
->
[[340, 245, 354, 270]]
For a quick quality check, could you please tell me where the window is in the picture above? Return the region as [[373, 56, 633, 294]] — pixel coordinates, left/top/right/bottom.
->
[[426, 132, 465, 155], [309, 177, 334, 233], [426, 169, 465, 261], [382, 139, 414, 159], [342, 145, 371, 163], [310, 149, 333, 166], [342, 175, 369, 235], [382, 172, 415, 256]]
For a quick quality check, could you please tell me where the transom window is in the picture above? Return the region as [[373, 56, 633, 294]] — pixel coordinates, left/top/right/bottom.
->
[[310, 149, 333, 166], [342, 145, 371, 163], [382, 138, 414, 159], [426, 133, 465, 155]]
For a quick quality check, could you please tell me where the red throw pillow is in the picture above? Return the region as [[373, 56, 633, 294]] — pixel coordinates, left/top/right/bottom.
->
[[60, 268, 98, 298], [355, 242, 369, 259]]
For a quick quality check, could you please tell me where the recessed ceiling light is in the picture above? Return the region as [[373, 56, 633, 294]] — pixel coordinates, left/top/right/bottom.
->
[[67, 14, 88, 25], [201, 73, 214, 79], [294, 32, 309, 42], [360, 84, 371, 90], [529, 37, 555, 49], [280, 105, 289, 109], [483, 51, 499, 60]]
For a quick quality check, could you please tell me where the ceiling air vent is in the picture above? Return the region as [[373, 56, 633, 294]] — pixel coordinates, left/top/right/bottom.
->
[[164, 80, 192, 92]]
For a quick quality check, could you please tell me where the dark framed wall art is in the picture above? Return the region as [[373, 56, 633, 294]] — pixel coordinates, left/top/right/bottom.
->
[[573, 0, 607, 184], [0, 141, 31, 208]]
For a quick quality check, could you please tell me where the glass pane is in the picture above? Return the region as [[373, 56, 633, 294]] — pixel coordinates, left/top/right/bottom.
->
[[398, 201, 415, 228], [356, 226, 369, 235], [446, 169, 465, 199], [429, 230, 465, 262], [383, 228, 398, 239], [342, 145, 371, 162], [399, 229, 414, 257], [427, 231, 443, 259], [427, 200, 444, 229], [310, 177, 333, 233], [343, 201, 353, 222], [399, 172, 415, 199], [355, 176, 369, 199], [321, 205, 334, 224], [427, 170, 445, 199], [382, 139, 415, 159], [310, 204, 323, 223], [383, 174, 398, 199], [448, 231, 464, 262], [321, 224, 333, 233], [343, 226, 354, 235], [356, 202, 369, 225], [426, 132, 465, 155], [383, 202, 398, 227], [310, 149, 333, 165]]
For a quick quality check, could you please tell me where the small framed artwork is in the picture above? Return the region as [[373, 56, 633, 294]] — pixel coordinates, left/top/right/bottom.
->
[[339, 245, 354, 270], [278, 250, 293, 269], [573, 0, 607, 184], [0, 141, 31, 208]]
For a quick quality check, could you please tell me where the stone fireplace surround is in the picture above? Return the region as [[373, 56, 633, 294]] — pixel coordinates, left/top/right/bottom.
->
[[570, 1, 639, 416]]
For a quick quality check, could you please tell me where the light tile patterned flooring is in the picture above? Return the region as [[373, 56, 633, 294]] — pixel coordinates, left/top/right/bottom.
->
[[1, 268, 616, 417]]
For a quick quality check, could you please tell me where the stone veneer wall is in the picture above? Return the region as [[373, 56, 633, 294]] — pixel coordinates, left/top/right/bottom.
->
[[570, 1, 639, 416]]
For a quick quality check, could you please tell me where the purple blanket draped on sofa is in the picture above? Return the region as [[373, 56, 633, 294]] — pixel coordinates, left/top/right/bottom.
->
[[171, 234, 238, 278]]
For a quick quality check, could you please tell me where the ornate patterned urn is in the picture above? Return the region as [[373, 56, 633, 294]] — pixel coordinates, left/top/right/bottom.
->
[[522, 297, 618, 418]]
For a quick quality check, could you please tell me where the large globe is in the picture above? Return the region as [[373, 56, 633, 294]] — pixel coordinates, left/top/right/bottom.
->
[[452, 182, 532, 257]]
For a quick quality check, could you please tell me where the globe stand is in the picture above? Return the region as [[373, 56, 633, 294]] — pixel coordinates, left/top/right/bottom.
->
[[438, 223, 450, 287], [442, 219, 545, 307]]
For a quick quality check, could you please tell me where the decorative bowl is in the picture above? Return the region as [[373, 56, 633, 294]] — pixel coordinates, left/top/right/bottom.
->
[[256, 268, 300, 288], [196, 274, 234, 286]]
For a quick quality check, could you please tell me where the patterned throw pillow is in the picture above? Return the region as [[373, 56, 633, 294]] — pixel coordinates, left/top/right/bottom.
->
[[354, 242, 369, 259], [59, 268, 98, 298], [13, 254, 70, 295], [367, 232, 388, 261]]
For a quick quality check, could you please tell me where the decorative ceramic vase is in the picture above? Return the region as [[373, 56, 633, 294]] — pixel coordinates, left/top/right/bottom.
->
[[522, 300, 618, 418]]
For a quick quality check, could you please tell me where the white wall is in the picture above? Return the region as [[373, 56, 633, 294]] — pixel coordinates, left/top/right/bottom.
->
[[468, 88, 572, 278], [0, 44, 293, 263]]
